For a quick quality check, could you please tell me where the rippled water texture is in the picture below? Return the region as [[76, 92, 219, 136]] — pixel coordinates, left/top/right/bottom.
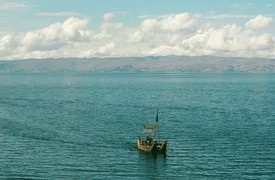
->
[[0, 73, 274, 179]]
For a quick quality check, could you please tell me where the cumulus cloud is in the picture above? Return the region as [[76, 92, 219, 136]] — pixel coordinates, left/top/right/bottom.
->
[[20, 17, 91, 52], [138, 13, 196, 33], [103, 12, 114, 22], [127, 12, 197, 47], [127, 14, 275, 58], [0, 17, 94, 59], [245, 15, 273, 29], [159, 13, 196, 32], [0, 34, 14, 54], [98, 42, 115, 55], [127, 31, 142, 43], [0, 13, 275, 60], [180, 24, 275, 57]]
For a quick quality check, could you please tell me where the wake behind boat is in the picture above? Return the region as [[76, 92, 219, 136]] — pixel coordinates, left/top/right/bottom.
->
[[137, 111, 167, 154]]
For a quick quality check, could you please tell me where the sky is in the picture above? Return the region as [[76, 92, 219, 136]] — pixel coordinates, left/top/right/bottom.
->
[[0, 0, 275, 60]]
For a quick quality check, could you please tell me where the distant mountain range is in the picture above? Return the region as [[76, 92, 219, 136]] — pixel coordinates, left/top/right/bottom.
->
[[0, 56, 275, 73]]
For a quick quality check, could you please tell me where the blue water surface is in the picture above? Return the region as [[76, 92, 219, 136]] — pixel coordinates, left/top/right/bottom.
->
[[0, 73, 274, 179]]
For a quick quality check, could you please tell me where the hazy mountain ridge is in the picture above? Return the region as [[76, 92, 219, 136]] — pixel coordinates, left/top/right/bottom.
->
[[0, 56, 274, 73]]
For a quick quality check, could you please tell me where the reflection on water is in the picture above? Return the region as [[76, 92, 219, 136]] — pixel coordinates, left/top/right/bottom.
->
[[138, 150, 167, 159], [137, 151, 167, 179]]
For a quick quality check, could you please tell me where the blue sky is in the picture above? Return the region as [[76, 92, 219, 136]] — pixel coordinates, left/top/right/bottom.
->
[[0, 0, 275, 59]]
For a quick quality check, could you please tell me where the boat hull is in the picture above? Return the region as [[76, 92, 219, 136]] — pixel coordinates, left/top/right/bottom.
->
[[138, 136, 167, 154]]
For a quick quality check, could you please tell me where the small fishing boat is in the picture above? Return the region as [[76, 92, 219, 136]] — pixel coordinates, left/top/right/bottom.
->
[[137, 111, 167, 154]]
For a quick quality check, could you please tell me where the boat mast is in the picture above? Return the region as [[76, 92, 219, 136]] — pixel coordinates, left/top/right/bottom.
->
[[155, 109, 159, 142]]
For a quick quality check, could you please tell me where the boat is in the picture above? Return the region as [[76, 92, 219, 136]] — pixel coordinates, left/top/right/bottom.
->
[[137, 111, 167, 154]]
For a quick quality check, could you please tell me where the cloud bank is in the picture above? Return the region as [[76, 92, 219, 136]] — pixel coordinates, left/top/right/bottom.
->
[[0, 12, 274, 60]]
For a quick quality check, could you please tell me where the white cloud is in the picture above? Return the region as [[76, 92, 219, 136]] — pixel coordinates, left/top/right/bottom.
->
[[103, 11, 127, 21], [245, 15, 273, 29], [127, 31, 142, 43], [0, 34, 14, 54], [98, 42, 115, 55], [1, 13, 275, 60], [103, 12, 114, 22], [159, 13, 196, 32], [20, 17, 91, 52], [62, 17, 90, 38], [128, 12, 197, 46], [180, 24, 275, 57], [0, 17, 95, 59], [0, 2, 25, 10], [143, 45, 179, 56], [139, 13, 196, 33]]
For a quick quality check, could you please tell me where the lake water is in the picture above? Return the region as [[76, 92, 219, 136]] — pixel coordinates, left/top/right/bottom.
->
[[0, 73, 274, 179]]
